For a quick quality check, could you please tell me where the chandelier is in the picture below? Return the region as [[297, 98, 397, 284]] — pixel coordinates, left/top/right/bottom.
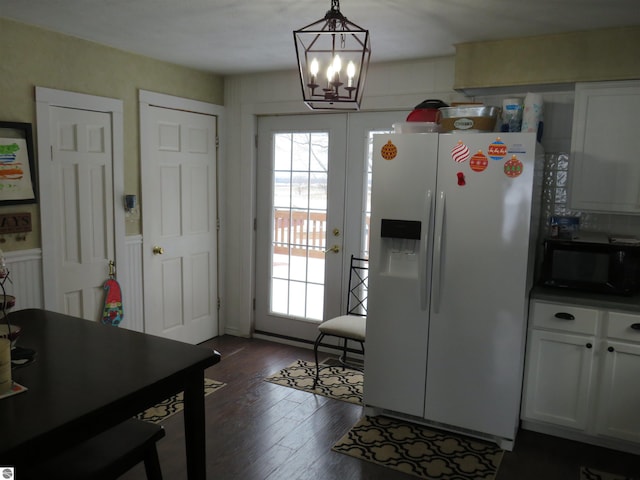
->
[[293, 0, 371, 110]]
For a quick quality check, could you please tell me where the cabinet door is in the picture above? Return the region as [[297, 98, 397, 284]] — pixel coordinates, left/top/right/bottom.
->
[[569, 80, 640, 213], [596, 340, 640, 443], [522, 330, 595, 430]]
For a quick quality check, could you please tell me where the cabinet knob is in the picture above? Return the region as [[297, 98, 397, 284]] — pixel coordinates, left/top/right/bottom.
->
[[608, 346, 615, 353], [554, 312, 575, 320], [631, 323, 640, 331], [586, 343, 593, 349]]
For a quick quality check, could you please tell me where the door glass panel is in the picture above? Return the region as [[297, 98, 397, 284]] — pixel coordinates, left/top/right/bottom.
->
[[363, 128, 394, 257], [271, 132, 328, 321]]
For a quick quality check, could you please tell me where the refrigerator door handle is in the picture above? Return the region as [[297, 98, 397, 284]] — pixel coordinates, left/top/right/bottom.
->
[[420, 189, 433, 311], [433, 191, 445, 313]]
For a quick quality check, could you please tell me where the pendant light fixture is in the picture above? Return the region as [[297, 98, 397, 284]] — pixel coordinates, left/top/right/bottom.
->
[[293, 0, 371, 110]]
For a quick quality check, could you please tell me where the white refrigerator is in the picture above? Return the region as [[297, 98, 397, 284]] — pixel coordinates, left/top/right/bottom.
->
[[363, 132, 542, 449]]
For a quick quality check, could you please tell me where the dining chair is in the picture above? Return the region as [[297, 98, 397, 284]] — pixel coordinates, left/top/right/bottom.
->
[[20, 417, 166, 480], [312, 255, 368, 388]]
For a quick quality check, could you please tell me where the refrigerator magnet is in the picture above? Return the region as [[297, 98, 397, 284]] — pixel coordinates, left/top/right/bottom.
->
[[451, 140, 470, 163], [469, 150, 488, 172], [380, 140, 398, 160], [488, 137, 507, 160], [456, 172, 466, 186], [504, 155, 523, 177]]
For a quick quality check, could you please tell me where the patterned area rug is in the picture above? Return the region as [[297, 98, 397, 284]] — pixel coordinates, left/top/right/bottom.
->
[[135, 378, 226, 424], [333, 416, 504, 480], [264, 359, 362, 405], [581, 467, 639, 480]]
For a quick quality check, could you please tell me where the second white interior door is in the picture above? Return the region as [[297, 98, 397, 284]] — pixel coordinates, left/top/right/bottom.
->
[[141, 105, 219, 344]]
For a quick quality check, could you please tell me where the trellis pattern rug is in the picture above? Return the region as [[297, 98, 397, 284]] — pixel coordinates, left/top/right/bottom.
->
[[135, 378, 226, 424], [264, 359, 363, 405], [333, 416, 504, 480], [581, 467, 639, 480]]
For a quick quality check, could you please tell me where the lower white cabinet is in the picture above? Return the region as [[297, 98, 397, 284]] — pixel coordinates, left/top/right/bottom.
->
[[522, 300, 640, 450], [595, 312, 640, 443], [523, 329, 595, 430]]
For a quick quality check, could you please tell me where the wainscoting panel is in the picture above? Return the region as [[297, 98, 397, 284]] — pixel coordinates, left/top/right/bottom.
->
[[3, 249, 44, 310], [2, 238, 144, 332], [123, 235, 144, 332]]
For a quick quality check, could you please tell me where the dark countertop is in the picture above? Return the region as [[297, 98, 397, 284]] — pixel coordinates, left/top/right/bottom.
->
[[531, 285, 640, 313]]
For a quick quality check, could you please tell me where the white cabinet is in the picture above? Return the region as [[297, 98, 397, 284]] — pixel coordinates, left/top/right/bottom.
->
[[522, 302, 598, 430], [596, 312, 640, 443], [569, 80, 640, 213], [523, 329, 595, 430], [522, 300, 640, 450]]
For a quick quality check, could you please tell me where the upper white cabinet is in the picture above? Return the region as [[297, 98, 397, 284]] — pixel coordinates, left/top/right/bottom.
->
[[569, 80, 640, 213]]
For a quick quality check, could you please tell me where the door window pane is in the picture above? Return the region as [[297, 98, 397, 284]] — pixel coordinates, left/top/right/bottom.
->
[[271, 132, 328, 321], [363, 129, 393, 257]]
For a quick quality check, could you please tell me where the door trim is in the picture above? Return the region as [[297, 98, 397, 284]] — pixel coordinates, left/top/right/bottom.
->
[[35, 87, 125, 311], [138, 90, 225, 336]]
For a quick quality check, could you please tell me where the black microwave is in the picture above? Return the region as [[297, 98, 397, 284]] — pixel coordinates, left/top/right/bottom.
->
[[540, 238, 640, 296]]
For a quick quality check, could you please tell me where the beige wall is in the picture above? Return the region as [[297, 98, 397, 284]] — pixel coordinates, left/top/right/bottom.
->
[[0, 17, 224, 247]]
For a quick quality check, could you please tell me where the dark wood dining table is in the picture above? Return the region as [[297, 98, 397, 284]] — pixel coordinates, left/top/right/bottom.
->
[[0, 308, 219, 479]]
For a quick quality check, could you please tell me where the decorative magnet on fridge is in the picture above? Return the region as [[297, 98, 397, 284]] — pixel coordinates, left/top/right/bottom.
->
[[504, 155, 524, 178], [380, 140, 398, 160], [451, 140, 470, 163], [456, 172, 466, 186], [488, 137, 507, 161], [469, 150, 488, 172]]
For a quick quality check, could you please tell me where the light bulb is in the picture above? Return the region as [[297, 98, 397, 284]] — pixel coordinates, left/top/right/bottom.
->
[[310, 58, 319, 77], [332, 55, 342, 73], [347, 61, 356, 79], [327, 65, 334, 84], [347, 61, 356, 87], [309, 58, 319, 86]]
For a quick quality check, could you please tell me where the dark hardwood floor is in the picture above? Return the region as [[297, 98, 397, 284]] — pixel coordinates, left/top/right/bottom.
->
[[120, 335, 639, 479]]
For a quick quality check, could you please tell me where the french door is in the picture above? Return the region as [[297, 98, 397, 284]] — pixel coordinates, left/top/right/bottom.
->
[[255, 112, 400, 342]]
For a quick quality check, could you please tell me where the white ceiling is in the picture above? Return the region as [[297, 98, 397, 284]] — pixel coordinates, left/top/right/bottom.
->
[[2, 0, 640, 75]]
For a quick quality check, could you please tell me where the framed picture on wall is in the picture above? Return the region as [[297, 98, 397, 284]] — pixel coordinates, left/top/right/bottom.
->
[[0, 121, 37, 205]]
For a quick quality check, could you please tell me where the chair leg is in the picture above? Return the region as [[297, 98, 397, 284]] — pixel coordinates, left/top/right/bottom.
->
[[313, 333, 324, 389], [340, 338, 349, 369], [143, 445, 163, 480]]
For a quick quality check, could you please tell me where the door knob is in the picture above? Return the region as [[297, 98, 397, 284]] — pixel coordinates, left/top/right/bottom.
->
[[152, 246, 165, 255], [324, 245, 340, 254]]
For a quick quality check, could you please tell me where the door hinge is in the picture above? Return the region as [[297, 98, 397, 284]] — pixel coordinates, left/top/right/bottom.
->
[[215, 136, 220, 149], [253, 298, 256, 311], [255, 134, 258, 149], [50, 145, 54, 160], [216, 218, 220, 231], [253, 218, 257, 231], [217, 297, 221, 311]]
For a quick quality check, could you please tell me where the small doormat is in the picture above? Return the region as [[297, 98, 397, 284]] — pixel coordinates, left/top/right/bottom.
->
[[135, 378, 226, 424], [332, 416, 504, 480], [264, 359, 362, 405], [581, 467, 639, 480]]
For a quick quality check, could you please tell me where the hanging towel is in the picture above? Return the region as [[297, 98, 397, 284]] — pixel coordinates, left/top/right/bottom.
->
[[102, 277, 123, 326]]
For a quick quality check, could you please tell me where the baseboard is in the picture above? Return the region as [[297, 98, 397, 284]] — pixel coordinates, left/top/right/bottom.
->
[[521, 420, 640, 455], [223, 326, 248, 337], [253, 331, 313, 350], [252, 331, 364, 362]]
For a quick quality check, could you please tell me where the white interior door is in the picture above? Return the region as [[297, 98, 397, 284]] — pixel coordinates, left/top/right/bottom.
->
[[37, 88, 125, 322], [255, 111, 400, 343], [141, 105, 218, 344]]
